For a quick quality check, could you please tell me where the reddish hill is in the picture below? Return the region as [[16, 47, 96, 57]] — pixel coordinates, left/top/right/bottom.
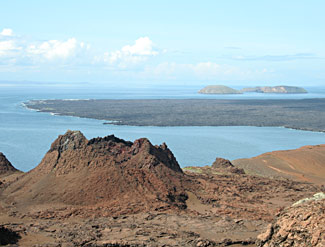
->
[[0, 152, 18, 176], [233, 144, 325, 185], [4, 130, 187, 215]]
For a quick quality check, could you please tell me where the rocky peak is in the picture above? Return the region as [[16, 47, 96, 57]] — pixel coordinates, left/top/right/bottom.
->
[[88, 135, 132, 147], [0, 152, 17, 175], [49, 130, 87, 152], [212, 157, 245, 174], [131, 138, 153, 154], [212, 158, 234, 169], [9, 131, 187, 211], [41, 131, 183, 175]]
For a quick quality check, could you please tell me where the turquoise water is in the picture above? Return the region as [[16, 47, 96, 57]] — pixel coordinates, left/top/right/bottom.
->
[[0, 84, 325, 172]]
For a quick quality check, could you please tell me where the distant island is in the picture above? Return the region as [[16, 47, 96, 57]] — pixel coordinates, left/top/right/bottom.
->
[[241, 85, 308, 94], [198, 85, 307, 94], [198, 85, 242, 94]]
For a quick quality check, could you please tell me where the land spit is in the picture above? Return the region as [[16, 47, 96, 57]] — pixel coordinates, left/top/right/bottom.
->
[[25, 98, 325, 132]]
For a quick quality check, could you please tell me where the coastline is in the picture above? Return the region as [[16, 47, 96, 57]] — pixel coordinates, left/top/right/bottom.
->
[[23, 98, 325, 133]]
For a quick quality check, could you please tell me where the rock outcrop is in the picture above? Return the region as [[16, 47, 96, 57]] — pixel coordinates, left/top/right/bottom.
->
[[257, 194, 325, 247], [4, 130, 187, 215], [198, 85, 242, 94], [241, 86, 307, 94], [212, 157, 245, 174], [212, 157, 234, 169], [0, 152, 17, 176]]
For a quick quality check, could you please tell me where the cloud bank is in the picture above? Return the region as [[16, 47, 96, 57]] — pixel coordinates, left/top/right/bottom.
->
[[0, 28, 88, 65], [0, 28, 293, 82], [27, 38, 84, 60], [97, 37, 159, 68], [231, 53, 319, 62], [0, 28, 13, 36]]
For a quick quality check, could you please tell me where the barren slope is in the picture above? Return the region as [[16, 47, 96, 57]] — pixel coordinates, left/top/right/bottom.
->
[[233, 144, 325, 184]]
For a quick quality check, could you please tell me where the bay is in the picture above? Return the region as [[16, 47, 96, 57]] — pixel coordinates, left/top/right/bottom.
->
[[0, 83, 324, 172]]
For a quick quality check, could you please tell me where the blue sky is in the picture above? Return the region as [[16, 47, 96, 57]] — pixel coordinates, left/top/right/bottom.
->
[[0, 0, 324, 86]]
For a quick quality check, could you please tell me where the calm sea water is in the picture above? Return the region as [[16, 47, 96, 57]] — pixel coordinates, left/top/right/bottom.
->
[[1, 83, 325, 172]]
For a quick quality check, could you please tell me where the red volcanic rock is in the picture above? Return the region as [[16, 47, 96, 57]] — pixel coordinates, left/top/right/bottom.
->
[[257, 197, 325, 247], [212, 158, 234, 169], [212, 157, 245, 174], [0, 152, 17, 175], [5, 130, 187, 215]]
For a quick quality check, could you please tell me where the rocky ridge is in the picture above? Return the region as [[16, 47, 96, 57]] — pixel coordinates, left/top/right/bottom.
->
[[0, 152, 18, 176], [3, 130, 187, 216]]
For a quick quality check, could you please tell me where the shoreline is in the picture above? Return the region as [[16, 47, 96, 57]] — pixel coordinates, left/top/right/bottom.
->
[[23, 103, 324, 133], [23, 98, 325, 133]]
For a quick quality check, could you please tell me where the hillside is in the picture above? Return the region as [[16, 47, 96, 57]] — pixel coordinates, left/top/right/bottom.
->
[[233, 144, 325, 185]]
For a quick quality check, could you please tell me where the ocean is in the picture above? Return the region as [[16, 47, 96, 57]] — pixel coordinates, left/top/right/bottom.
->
[[1, 83, 325, 172]]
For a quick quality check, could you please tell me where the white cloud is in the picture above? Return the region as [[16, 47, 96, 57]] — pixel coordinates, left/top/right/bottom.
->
[[0, 29, 21, 58], [0, 41, 16, 55], [146, 62, 225, 78], [0, 28, 89, 65], [0, 40, 22, 58], [27, 38, 84, 60], [0, 28, 13, 36], [141, 62, 272, 81], [100, 37, 159, 68], [120, 37, 158, 56], [230, 53, 318, 61], [191, 62, 222, 76]]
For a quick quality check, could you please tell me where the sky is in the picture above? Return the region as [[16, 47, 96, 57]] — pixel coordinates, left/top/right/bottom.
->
[[0, 0, 324, 86]]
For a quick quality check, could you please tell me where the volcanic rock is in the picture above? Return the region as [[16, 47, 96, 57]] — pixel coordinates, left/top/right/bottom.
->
[[4, 130, 187, 215], [212, 158, 234, 169], [0, 226, 20, 245], [212, 158, 245, 174], [0, 152, 17, 176], [257, 194, 325, 247]]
